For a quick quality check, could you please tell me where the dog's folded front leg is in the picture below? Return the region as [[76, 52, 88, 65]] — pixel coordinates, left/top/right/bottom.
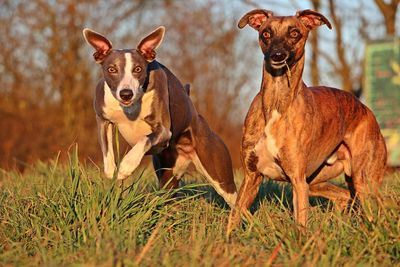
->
[[117, 136, 152, 180], [97, 116, 116, 179], [117, 125, 172, 180]]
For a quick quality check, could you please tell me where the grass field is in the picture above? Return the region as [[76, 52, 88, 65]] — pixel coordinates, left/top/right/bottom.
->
[[1, 148, 399, 266]]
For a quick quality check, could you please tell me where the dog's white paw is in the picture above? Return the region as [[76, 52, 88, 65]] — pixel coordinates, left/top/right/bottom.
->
[[104, 163, 116, 179], [116, 137, 148, 180], [117, 160, 141, 180], [117, 167, 133, 180], [103, 152, 116, 179], [117, 171, 130, 180], [104, 169, 115, 179]]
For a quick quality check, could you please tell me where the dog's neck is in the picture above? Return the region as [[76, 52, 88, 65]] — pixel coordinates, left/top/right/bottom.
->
[[142, 60, 160, 91], [261, 55, 305, 117]]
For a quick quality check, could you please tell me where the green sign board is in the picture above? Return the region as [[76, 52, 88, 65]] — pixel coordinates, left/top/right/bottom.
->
[[364, 38, 400, 166]]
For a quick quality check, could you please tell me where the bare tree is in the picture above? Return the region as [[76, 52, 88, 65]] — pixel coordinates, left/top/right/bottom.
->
[[0, 0, 162, 169], [374, 0, 400, 35], [0, 0, 255, 168], [326, 0, 353, 92], [157, 1, 257, 166], [310, 0, 321, 85], [1, 0, 398, 169]]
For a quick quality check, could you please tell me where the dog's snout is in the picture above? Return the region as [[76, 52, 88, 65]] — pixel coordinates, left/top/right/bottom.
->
[[119, 89, 134, 101], [270, 50, 288, 62]]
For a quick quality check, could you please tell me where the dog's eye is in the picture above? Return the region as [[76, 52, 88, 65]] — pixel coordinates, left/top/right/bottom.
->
[[107, 67, 117, 73], [290, 30, 300, 38], [263, 31, 271, 39], [133, 66, 142, 73]]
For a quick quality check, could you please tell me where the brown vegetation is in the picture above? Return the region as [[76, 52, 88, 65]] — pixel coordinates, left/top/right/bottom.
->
[[0, 0, 398, 170]]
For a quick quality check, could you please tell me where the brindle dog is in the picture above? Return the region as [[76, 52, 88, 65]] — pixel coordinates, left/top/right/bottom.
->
[[227, 9, 387, 234]]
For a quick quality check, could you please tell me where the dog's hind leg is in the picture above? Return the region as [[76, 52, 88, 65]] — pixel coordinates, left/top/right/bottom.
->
[[347, 152, 386, 204], [308, 160, 351, 209], [153, 130, 195, 190], [309, 182, 351, 210], [345, 117, 387, 204], [152, 147, 180, 190], [344, 151, 385, 219], [191, 115, 237, 208]]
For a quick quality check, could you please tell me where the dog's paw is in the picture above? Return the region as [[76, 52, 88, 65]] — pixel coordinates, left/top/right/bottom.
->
[[117, 170, 131, 180], [226, 208, 241, 239], [117, 163, 135, 180], [104, 170, 115, 179], [104, 162, 116, 179]]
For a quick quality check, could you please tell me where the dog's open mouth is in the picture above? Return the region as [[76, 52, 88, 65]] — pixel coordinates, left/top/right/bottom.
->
[[120, 100, 134, 107], [270, 60, 287, 69]]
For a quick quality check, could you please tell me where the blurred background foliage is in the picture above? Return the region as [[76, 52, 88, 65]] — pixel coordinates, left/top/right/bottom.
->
[[0, 0, 398, 169]]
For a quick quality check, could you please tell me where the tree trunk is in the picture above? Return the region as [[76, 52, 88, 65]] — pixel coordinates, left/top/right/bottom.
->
[[310, 0, 320, 86], [328, 0, 353, 92], [374, 0, 399, 36]]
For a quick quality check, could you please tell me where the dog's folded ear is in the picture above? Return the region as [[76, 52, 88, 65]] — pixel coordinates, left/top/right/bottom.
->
[[238, 9, 274, 31], [83, 28, 113, 63], [137, 26, 165, 62], [296, 10, 332, 30]]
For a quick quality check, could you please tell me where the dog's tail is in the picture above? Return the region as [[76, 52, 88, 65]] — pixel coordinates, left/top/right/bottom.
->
[[184, 84, 190, 96]]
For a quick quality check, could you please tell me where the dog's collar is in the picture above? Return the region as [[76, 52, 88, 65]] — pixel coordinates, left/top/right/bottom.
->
[[142, 60, 159, 92]]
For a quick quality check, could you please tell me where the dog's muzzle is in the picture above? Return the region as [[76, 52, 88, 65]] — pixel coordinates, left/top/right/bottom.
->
[[269, 49, 289, 69], [120, 89, 134, 101], [118, 88, 136, 106]]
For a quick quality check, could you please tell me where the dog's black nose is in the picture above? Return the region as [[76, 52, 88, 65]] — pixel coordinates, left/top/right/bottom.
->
[[270, 51, 288, 62], [119, 89, 134, 101]]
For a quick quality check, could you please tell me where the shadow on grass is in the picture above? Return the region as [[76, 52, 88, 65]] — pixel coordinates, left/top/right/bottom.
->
[[175, 182, 231, 209], [250, 180, 334, 213], [177, 178, 335, 213]]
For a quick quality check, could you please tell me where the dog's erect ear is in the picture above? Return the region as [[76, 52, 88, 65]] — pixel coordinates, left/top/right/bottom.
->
[[238, 9, 274, 31], [83, 28, 113, 63], [137, 26, 165, 62], [296, 9, 332, 30]]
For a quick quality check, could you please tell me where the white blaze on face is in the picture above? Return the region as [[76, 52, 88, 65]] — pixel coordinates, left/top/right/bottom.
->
[[116, 53, 140, 102]]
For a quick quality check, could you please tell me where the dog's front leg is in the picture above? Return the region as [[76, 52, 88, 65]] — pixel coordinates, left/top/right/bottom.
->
[[117, 124, 171, 180], [291, 175, 310, 227], [97, 116, 116, 179]]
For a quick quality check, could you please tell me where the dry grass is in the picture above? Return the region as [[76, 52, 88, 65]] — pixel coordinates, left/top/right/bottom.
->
[[0, 148, 399, 266]]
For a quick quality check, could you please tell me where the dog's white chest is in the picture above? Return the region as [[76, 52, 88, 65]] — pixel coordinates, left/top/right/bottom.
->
[[264, 110, 281, 157], [254, 110, 285, 180], [102, 84, 153, 146]]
